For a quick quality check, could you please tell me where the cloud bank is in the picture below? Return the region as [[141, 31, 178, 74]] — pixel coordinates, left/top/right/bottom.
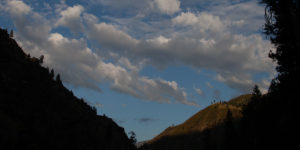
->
[[2, 0, 199, 106], [1, 0, 274, 105]]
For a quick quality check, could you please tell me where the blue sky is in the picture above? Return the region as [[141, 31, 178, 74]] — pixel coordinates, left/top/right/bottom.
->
[[0, 0, 275, 141]]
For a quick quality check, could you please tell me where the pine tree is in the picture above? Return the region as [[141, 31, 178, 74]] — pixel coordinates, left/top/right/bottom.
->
[[50, 69, 54, 79], [56, 74, 62, 84], [9, 30, 13, 38], [252, 85, 262, 97], [39, 55, 44, 64], [262, 0, 300, 93], [128, 131, 137, 144]]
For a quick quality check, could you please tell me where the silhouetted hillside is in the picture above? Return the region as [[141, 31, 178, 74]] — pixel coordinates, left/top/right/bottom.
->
[[0, 28, 136, 150], [240, 0, 299, 149], [140, 95, 252, 150]]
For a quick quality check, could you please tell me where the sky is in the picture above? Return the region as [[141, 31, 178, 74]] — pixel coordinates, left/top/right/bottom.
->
[[0, 0, 275, 141]]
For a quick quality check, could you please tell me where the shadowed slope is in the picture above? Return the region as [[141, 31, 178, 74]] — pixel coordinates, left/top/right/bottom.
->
[[0, 28, 136, 150]]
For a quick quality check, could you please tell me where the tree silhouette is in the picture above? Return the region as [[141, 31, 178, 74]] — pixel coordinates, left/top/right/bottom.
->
[[56, 74, 62, 84], [128, 131, 137, 145], [239, 2, 300, 149], [39, 55, 44, 64], [9, 30, 13, 38], [50, 69, 54, 79], [262, 0, 300, 93], [252, 85, 262, 97]]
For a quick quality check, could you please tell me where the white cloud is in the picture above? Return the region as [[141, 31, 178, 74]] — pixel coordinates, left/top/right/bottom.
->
[[2, 0, 276, 104], [83, 13, 99, 25], [154, 0, 181, 15], [230, 20, 245, 27], [23, 31, 197, 106], [147, 35, 170, 45], [56, 5, 85, 33], [84, 10, 273, 93], [86, 22, 139, 50], [199, 38, 216, 48], [46, 33, 196, 105], [194, 87, 204, 96], [4, 0, 51, 44], [83, 6, 274, 93], [91, 0, 180, 15], [209, 1, 265, 33], [96, 60, 198, 106], [6, 0, 31, 16], [172, 12, 224, 32], [3, 2, 198, 106], [172, 12, 198, 26], [118, 57, 140, 72], [216, 74, 253, 92], [90, 0, 154, 16]]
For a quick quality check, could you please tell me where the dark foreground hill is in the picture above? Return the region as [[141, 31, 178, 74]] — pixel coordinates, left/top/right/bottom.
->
[[0, 28, 136, 150], [140, 95, 252, 150]]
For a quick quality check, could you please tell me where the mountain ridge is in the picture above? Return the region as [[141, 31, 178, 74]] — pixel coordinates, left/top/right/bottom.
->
[[141, 94, 252, 150], [0, 28, 136, 150]]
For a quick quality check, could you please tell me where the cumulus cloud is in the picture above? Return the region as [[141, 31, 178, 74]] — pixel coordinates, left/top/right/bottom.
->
[[90, 0, 180, 15], [147, 35, 170, 45], [209, 1, 265, 33], [194, 87, 204, 96], [86, 22, 139, 50], [172, 12, 224, 32], [216, 74, 253, 92], [83, 9, 273, 93], [172, 12, 198, 26], [154, 0, 181, 15], [56, 5, 85, 33], [5, 0, 31, 16], [46, 32, 195, 105], [2, 1, 198, 106], [90, 0, 153, 16], [4, 0, 51, 44], [1, 0, 275, 105]]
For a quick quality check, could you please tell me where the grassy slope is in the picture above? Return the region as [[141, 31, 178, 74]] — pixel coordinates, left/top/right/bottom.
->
[[147, 94, 252, 144]]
